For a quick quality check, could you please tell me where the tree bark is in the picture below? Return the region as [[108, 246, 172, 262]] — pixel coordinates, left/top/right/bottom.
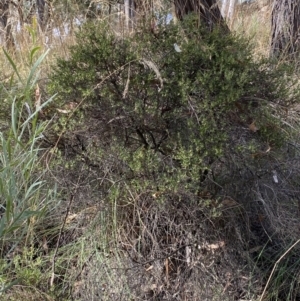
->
[[0, 0, 9, 29], [36, 0, 51, 32], [0, 0, 15, 50], [221, 0, 237, 20], [124, 0, 135, 30], [271, 0, 300, 58], [221, 0, 228, 18], [173, 0, 229, 32], [227, 0, 236, 20]]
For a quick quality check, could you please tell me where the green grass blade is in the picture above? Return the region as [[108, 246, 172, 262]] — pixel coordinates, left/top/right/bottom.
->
[[24, 181, 44, 201], [11, 97, 18, 139], [21, 93, 57, 129], [26, 49, 50, 88], [0, 279, 20, 295], [2, 48, 22, 83], [29, 46, 41, 65]]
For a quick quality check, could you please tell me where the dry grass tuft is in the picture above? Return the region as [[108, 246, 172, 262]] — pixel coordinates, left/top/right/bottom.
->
[[67, 187, 262, 301], [231, 2, 272, 58]]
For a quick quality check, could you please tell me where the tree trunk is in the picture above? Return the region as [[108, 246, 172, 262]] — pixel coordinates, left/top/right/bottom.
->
[[221, 0, 237, 20], [124, 0, 135, 31], [0, 0, 15, 50], [221, 0, 228, 18], [0, 0, 9, 29], [36, 0, 51, 32], [271, 0, 300, 59], [173, 0, 229, 31], [16, 0, 24, 27], [227, 0, 236, 20]]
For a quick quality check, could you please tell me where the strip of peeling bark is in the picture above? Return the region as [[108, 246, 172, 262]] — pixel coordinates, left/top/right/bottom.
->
[[271, 0, 300, 59]]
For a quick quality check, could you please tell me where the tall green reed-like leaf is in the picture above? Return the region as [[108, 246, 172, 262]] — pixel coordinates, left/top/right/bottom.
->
[[2, 49, 23, 84], [26, 49, 49, 88], [0, 56, 58, 296], [0, 47, 57, 274], [11, 97, 19, 139], [20, 93, 56, 137], [3, 47, 51, 138], [29, 47, 41, 65]]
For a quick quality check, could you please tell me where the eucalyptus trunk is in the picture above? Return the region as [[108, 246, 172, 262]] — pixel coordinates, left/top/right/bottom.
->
[[124, 0, 135, 30], [173, 0, 229, 31], [221, 0, 236, 19], [271, 0, 300, 58], [0, 0, 14, 49], [227, 0, 236, 20]]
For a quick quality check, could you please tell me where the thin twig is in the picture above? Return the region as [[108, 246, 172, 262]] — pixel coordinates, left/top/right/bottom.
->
[[50, 194, 74, 287]]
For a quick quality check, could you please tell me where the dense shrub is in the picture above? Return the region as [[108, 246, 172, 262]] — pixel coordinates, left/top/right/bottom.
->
[[46, 15, 300, 301], [49, 16, 299, 193]]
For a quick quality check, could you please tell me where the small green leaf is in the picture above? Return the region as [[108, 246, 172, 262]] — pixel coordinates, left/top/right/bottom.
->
[[29, 46, 41, 65]]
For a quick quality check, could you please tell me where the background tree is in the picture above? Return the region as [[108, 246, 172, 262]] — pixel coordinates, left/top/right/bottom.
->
[[270, 0, 300, 58], [36, 0, 51, 32], [173, 0, 229, 31], [13, 0, 52, 31], [221, 0, 237, 20], [0, 0, 14, 49], [124, 0, 134, 30], [0, 0, 52, 49], [122, 0, 228, 32]]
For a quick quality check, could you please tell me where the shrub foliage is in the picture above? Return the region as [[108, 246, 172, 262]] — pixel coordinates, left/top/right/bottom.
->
[[49, 16, 299, 193]]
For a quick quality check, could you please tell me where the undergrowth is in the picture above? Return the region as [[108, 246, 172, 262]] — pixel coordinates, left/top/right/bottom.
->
[[1, 6, 300, 301], [0, 46, 57, 299]]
